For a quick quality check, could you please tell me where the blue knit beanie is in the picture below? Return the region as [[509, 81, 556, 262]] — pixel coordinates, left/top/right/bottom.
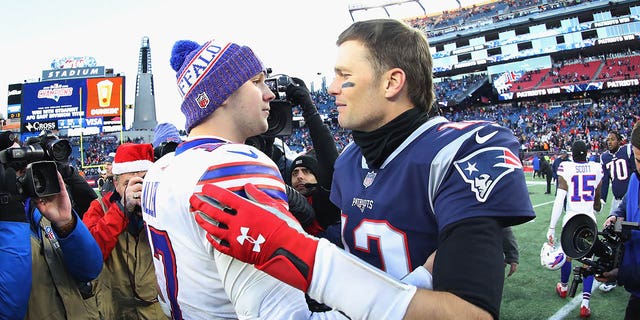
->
[[152, 122, 182, 148], [170, 39, 264, 133]]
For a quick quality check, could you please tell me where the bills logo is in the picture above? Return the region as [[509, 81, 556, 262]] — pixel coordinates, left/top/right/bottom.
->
[[177, 40, 230, 98], [550, 253, 565, 269], [454, 147, 523, 202]]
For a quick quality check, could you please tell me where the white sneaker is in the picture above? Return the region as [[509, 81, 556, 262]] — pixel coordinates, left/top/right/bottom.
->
[[598, 282, 616, 292]]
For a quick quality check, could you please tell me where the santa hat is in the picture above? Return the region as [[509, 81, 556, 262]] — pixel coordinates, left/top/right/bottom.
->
[[112, 143, 154, 175]]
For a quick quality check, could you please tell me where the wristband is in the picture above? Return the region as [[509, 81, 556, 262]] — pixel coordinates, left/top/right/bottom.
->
[[401, 266, 433, 290], [308, 239, 416, 320]]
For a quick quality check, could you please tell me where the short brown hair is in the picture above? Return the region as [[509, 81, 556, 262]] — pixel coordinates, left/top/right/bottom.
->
[[337, 19, 435, 113]]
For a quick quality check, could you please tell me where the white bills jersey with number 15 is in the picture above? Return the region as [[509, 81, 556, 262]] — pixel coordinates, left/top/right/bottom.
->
[[556, 160, 604, 225], [141, 137, 347, 320]]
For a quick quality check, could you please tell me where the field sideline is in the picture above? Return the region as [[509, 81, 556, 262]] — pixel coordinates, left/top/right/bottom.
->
[[500, 177, 628, 319]]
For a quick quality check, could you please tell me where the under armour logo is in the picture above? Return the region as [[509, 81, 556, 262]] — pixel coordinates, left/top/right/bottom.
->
[[237, 227, 265, 252]]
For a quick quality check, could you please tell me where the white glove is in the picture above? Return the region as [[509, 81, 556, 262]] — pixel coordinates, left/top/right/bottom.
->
[[546, 227, 555, 245]]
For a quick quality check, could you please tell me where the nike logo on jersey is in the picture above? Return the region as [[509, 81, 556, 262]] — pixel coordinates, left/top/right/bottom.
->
[[475, 130, 498, 144], [237, 227, 265, 252], [228, 149, 259, 159]]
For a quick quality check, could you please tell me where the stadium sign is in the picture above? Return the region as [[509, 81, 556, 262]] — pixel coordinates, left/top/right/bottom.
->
[[593, 17, 631, 28], [42, 66, 105, 81], [21, 77, 124, 136], [606, 79, 640, 88], [597, 34, 635, 45], [516, 88, 561, 98], [23, 121, 57, 132], [50, 56, 97, 69]]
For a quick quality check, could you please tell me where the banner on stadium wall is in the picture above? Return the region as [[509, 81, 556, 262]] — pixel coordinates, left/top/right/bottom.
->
[[605, 78, 640, 88], [498, 81, 609, 101]]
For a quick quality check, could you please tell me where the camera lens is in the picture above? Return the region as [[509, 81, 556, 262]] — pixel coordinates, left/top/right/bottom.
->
[[48, 139, 72, 162], [573, 226, 596, 254]]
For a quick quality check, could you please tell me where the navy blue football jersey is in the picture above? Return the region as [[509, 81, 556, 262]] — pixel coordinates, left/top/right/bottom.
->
[[601, 144, 634, 200], [330, 117, 535, 279]]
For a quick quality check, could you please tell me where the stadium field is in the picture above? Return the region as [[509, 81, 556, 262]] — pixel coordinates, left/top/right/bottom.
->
[[500, 177, 629, 319]]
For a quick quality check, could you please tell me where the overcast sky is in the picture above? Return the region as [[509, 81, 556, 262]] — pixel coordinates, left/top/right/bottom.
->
[[0, 0, 479, 130]]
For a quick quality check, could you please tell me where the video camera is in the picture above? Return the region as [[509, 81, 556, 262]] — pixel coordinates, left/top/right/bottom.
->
[[246, 69, 294, 152], [0, 130, 71, 199], [262, 71, 294, 138], [561, 213, 640, 297]]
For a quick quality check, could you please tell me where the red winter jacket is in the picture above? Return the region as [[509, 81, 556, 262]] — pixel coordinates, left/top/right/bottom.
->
[[82, 191, 129, 261]]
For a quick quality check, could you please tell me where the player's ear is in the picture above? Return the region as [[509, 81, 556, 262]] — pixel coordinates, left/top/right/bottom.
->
[[383, 68, 405, 98]]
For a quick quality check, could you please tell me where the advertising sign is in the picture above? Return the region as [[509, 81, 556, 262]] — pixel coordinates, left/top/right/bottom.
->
[[20, 77, 124, 135], [85, 77, 123, 118]]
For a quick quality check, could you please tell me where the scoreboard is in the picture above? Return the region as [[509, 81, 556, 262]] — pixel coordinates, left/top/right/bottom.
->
[[19, 76, 125, 141]]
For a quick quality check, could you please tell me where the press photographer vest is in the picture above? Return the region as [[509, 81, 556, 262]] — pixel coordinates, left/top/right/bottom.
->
[[26, 217, 105, 319], [95, 197, 165, 319]]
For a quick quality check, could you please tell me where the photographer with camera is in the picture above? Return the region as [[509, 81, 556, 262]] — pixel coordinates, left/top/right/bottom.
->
[[0, 130, 105, 318], [596, 122, 640, 319], [82, 143, 165, 318], [0, 164, 31, 319], [284, 77, 341, 235], [547, 140, 603, 318], [25, 130, 98, 217]]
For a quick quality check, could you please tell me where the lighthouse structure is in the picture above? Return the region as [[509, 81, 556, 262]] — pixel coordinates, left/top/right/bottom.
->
[[131, 36, 157, 130]]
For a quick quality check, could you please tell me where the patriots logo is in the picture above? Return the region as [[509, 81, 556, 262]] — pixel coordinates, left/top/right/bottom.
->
[[453, 147, 523, 202]]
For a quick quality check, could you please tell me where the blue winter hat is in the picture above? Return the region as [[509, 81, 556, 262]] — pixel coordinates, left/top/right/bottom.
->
[[170, 39, 264, 133], [152, 122, 182, 148]]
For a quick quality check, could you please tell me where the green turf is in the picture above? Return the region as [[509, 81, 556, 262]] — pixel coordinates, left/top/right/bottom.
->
[[500, 177, 629, 319]]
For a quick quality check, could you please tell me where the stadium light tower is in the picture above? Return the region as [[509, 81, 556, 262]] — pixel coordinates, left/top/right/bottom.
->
[[131, 36, 158, 130], [348, 0, 426, 22]]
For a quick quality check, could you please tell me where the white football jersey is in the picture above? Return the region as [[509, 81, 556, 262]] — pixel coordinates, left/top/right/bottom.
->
[[557, 160, 603, 225], [142, 137, 346, 320]]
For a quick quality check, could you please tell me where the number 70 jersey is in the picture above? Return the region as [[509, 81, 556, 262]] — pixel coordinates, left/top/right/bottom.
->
[[557, 160, 604, 217]]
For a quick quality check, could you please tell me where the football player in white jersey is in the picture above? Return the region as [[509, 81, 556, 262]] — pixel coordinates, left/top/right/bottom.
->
[[141, 38, 349, 319], [547, 140, 603, 318]]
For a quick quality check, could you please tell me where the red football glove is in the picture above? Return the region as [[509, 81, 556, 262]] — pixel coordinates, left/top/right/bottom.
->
[[190, 183, 319, 292]]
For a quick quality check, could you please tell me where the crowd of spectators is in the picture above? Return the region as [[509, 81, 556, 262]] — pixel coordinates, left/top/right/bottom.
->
[[598, 54, 640, 81], [435, 73, 486, 106], [441, 92, 640, 160], [404, 0, 593, 38], [58, 87, 639, 183]]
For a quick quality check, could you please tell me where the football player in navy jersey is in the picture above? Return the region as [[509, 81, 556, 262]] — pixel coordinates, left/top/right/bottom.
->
[[598, 131, 635, 292], [601, 131, 634, 217], [191, 18, 536, 320]]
